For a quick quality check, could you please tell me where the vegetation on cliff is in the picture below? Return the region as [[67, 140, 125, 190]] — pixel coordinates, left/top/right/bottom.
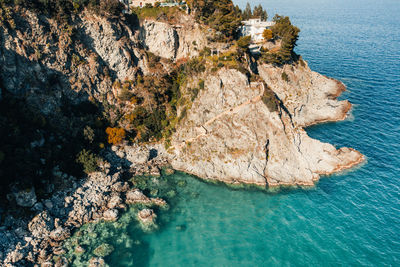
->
[[260, 15, 300, 64], [0, 0, 125, 21], [242, 2, 268, 21], [187, 0, 242, 41]]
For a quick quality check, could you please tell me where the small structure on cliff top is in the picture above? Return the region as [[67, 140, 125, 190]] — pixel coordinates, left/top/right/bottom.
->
[[240, 18, 275, 43], [120, 0, 158, 8], [120, 0, 186, 8]]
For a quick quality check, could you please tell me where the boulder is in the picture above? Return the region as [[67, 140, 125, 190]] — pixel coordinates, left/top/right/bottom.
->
[[137, 209, 157, 228], [107, 195, 122, 209], [49, 227, 71, 242], [13, 187, 37, 207], [93, 243, 114, 257], [28, 211, 54, 239], [126, 189, 151, 205], [89, 257, 106, 267], [102, 209, 119, 222]]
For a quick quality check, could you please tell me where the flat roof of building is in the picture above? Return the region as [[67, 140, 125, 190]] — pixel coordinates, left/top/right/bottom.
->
[[241, 19, 275, 27]]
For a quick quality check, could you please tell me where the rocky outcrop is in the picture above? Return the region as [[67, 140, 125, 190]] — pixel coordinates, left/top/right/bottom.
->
[[137, 208, 157, 231], [169, 66, 364, 187], [258, 62, 351, 127], [140, 19, 206, 60], [140, 20, 179, 59]]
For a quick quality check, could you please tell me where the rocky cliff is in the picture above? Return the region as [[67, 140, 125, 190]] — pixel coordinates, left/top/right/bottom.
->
[[169, 63, 364, 187]]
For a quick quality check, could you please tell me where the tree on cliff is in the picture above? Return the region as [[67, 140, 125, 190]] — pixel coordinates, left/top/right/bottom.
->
[[271, 14, 300, 62], [260, 14, 300, 65], [242, 3, 252, 20], [6, 0, 124, 21], [187, 0, 242, 41], [263, 29, 273, 40], [241, 2, 268, 21]]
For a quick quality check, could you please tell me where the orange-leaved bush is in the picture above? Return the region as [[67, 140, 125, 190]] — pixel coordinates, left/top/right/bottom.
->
[[105, 127, 126, 145], [263, 29, 273, 40]]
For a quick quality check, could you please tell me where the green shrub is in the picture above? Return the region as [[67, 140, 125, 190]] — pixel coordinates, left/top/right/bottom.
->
[[270, 14, 300, 63], [76, 149, 101, 174], [198, 79, 205, 90], [237, 36, 251, 49], [187, 0, 242, 41], [261, 85, 280, 112], [281, 71, 289, 82]]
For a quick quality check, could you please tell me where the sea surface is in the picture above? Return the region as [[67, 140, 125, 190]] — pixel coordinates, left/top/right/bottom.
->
[[72, 0, 400, 266]]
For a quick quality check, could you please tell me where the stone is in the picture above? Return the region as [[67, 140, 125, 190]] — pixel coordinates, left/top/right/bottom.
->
[[14, 227, 29, 238], [89, 257, 106, 267], [28, 211, 54, 239], [32, 202, 44, 212], [13, 187, 37, 207], [8, 249, 24, 263], [125, 189, 150, 205], [49, 227, 71, 242], [149, 166, 161, 176], [151, 198, 167, 207], [103, 209, 119, 222], [107, 195, 122, 209], [93, 243, 114, 257], [164, 167, 175, 175], [124, 146, 148, 165], [137, 209, 156, 227], [43, 200, 53, 210], [75, 246, 85, 255]]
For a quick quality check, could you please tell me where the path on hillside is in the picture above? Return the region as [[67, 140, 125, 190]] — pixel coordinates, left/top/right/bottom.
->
[[175, 82, 265, 149]]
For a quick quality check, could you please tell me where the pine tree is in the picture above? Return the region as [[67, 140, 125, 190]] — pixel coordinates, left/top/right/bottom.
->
[[243, 2, 251, 20]]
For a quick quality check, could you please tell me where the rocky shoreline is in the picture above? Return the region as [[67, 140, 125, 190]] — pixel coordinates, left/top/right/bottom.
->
[[169, 64, 365, 187], [0, 145, 170, 266]]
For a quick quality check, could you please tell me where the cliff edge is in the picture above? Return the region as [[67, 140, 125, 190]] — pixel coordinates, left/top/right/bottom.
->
[[169, 63, 364, 187]]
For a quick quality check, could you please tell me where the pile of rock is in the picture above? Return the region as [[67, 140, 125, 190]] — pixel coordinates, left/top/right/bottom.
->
[[0, 145, 170, 266]]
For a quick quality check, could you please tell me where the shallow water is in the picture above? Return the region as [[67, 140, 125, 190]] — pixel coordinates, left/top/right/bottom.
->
[[72, 0, 400, 265]]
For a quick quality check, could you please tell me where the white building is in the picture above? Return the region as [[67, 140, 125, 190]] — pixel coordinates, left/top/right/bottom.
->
[[239, 18, 275, 43], [120, 0, 160, 8]]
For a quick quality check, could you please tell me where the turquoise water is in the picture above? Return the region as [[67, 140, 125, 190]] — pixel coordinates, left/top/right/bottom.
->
[[74, 0, 400, 266]]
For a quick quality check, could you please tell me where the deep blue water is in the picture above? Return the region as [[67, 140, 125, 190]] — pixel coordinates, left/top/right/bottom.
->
[[67, 0, 400, 266]]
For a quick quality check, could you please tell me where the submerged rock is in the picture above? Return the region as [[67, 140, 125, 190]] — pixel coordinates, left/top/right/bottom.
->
[[125, 189, 151, 205], [103, 209, 119, 222], [89, 256, 107, 267], [93, 243, 114, 257]]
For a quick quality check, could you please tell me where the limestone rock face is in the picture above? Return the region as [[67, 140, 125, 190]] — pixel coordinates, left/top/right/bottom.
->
[[258, 62, 351, 127], [170, 67, 364, 187], [81, 13, 139, 81], [140, 21, 178, 59], [140, 19, 206, 60]]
